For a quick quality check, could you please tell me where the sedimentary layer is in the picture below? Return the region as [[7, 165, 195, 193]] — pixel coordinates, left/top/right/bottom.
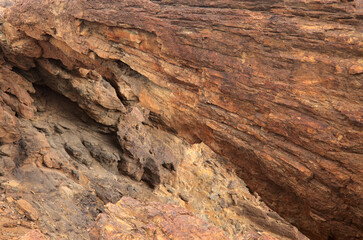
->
[[0, 1, 362, 239]]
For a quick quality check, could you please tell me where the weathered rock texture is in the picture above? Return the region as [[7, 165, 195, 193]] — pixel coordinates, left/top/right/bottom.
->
[[0, 0, 362, 240], [0, 85, 305, 239], [89, 196, 285, 240], [89, 197, 229, 240]]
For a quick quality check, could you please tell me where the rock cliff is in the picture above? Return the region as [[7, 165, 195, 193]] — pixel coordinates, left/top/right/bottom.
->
[[0, 0, 362, 240]]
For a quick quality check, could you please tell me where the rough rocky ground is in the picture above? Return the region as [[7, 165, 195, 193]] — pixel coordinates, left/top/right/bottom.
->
[[0, 0, 362, 239], [0, 84, 308, 240]]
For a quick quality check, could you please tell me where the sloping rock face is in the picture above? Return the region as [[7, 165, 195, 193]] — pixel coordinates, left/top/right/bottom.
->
[[89, 196, 282, 240], [0, 0, 362, 240], [89, 197, 229, 240], [0, 84, 306, 239]]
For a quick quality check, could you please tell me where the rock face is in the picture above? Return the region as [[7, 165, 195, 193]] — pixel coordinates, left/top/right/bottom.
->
[[90, 197, 285, 240], [0, 0, 362, 240], [89, 197, 229, 240], [20, 230, 47, 240], [0, 86, 305, 239]]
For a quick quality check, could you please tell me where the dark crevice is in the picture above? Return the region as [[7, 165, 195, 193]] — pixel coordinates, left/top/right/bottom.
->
[[11, 66, 42, 83], [105, 74, 130, 107], [148, 111, 178, 135], [162, 162, 175, 171]]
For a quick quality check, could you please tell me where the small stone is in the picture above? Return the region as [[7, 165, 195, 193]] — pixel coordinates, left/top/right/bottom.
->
[[348, 65, 363, 75], [6, 196, 14, 203], [6, 180, 20, 188], [230, 193, 239, 206], [16, 199, 39, 221], [167, 188, 175, 194], [235, 222, 241, 232], [0, 144, 12, 156], [208, 192, 219, 201], [214, 206, 222, 212], [219, 199, 228, 208], [227, 181, 238, 189], [179, 192, 189, 202], [79, 68, 91, 77], [126, 185, 137, 192]]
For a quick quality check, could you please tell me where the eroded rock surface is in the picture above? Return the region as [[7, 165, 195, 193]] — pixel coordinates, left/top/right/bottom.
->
[[0, 85, 306, 239], [89, 197, 287, 240], [89, 197, 229, 240], [0, 0, 361, 240]]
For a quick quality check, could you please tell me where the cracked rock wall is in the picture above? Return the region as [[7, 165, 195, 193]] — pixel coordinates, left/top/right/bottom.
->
[[0, 0, 362, 240]]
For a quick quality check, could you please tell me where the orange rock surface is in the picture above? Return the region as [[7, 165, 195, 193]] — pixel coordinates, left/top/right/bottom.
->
[[89, 197, 229, 240], [0, 0, 362, 239]]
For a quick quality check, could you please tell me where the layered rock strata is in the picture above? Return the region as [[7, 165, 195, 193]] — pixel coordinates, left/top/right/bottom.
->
[[0, 83, 306, 239], [0, 0, 362, 239]]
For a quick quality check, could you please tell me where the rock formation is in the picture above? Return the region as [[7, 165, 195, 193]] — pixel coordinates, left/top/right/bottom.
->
[[88, 197, 230, 240], [0, 0, 362, 239]]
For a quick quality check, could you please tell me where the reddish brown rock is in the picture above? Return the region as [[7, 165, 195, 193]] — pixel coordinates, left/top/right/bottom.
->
[[0, 87, 304, 239], [0, 65, 35, 119], [0, 1, 362, 240], [238, 230, 281, 240], [16, 199, 39, 221], [35, 58, 126, 126], [20, 230, 47, 240], [0, 104, 19, 144], [89, 197, 229, 240], [0, 63, 35, 144]]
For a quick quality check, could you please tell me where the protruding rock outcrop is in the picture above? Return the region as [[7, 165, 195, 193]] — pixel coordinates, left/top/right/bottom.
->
[[1, 86, 305, 239], [0, 1, 362, 239]]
